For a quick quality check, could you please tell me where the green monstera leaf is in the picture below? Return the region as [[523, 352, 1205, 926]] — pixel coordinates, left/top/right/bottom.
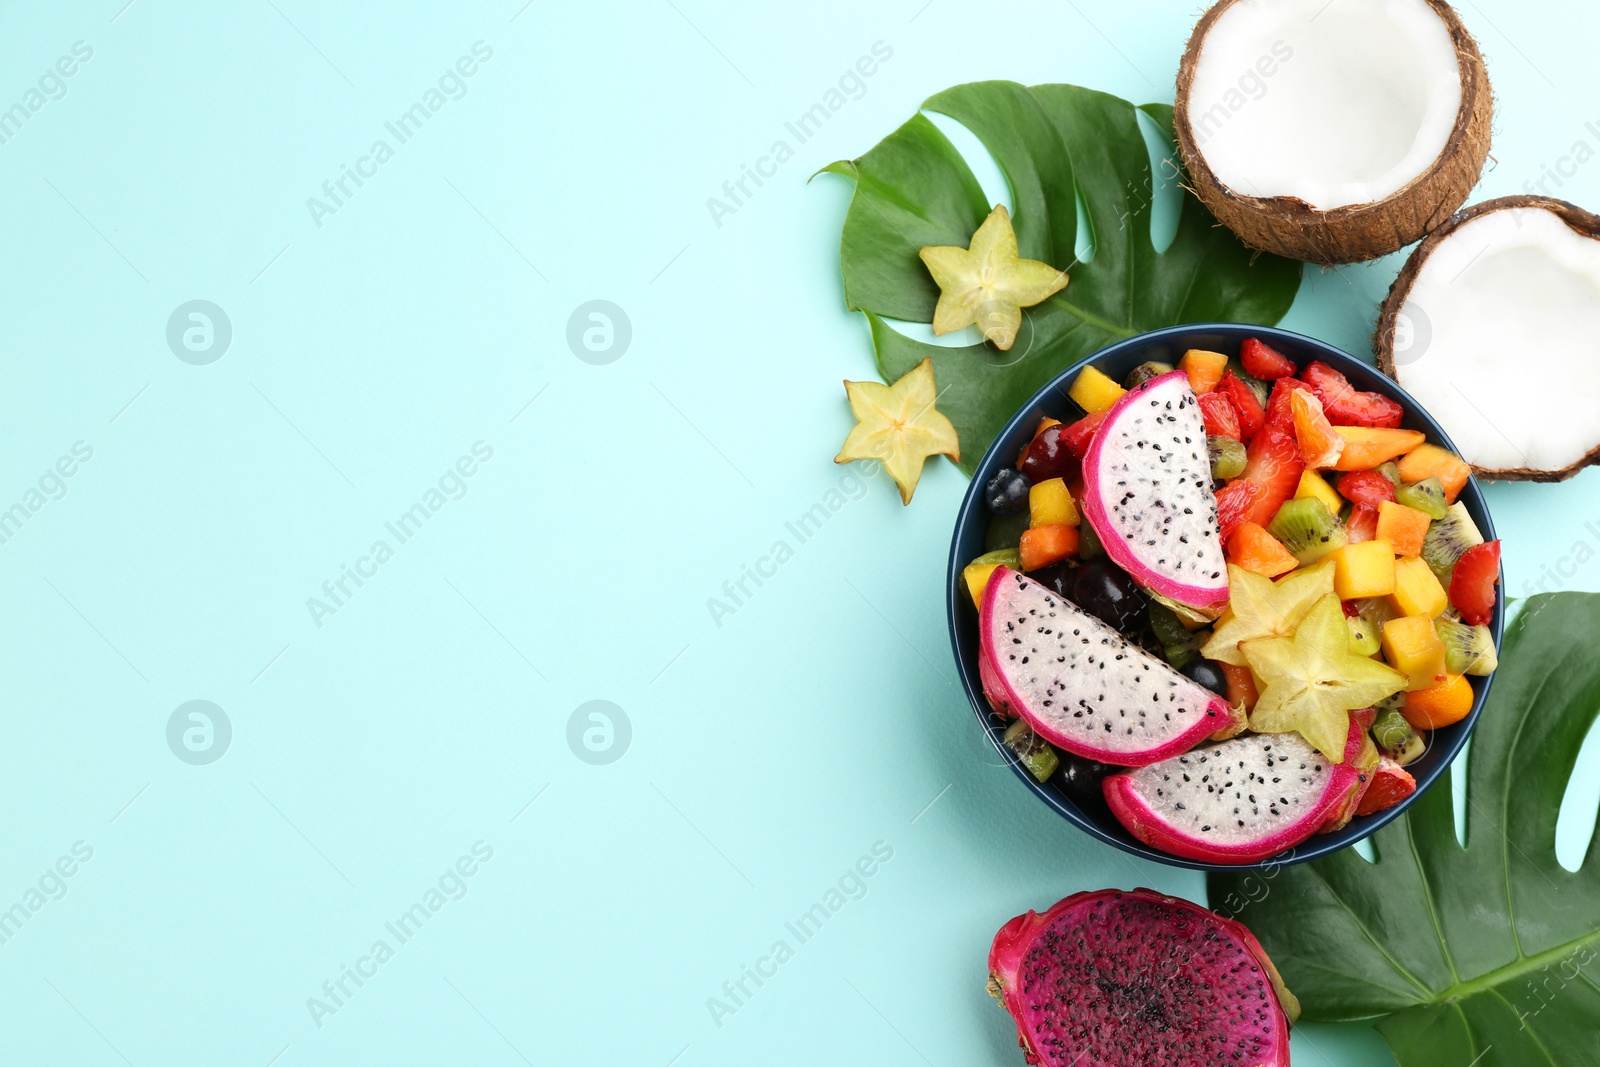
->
[[824, 81, 1303, 474], [1210, 593, 1600, 1067]]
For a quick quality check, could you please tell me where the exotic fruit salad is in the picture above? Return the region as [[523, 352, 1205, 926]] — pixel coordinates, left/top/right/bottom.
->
[[963, 338, 1500, 863]]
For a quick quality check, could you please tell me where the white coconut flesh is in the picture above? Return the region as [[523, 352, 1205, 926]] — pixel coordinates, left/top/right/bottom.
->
[[1186, 0, 1463, 210], [1392, 207, 1600, 473]]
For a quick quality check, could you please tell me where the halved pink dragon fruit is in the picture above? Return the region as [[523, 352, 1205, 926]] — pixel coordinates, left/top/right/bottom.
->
[[1081, 370, 1229, 610], [979, 568, 1228, 766], [988, 888, 1297, 1067], [1103, 717, 1376, 864]]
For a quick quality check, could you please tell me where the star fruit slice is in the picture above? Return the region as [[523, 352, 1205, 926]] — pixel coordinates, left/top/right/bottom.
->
[[919, 205, 1069, 350], [835, 356, 959, 505], [1200, 561, 1335, 667], [1242, 593, 1408, 762]]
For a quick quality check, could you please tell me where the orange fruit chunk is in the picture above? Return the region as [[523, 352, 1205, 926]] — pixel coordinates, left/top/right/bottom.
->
[[1226, 522, 1299, 578], [1290, 390, 1344, 469]]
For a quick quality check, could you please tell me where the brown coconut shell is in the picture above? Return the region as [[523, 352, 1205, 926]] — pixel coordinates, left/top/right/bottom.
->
[[1375, 194, 1600, 482], [1174, 0, 1493, 265]]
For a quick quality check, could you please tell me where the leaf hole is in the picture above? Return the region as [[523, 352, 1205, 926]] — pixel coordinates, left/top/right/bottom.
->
[[1073, 180, 1096, 265], [1134, 108, 1183, 255], [1555, 711, 1600, 872], [1351, 837, 1377, 863], [874, 314, 983, 349], [1453, 736, 1470, 848], [921, 111, 1014, 218]]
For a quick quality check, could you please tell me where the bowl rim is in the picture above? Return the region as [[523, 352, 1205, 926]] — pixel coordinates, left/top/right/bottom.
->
[[945, 322, 1502, 872]]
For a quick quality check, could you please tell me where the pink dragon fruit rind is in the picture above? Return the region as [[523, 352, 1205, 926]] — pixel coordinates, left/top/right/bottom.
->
[[977, 627, 1014, 719], [978, 568, 1228, 767], [1081, 371, 1229, 610], [987, 888, 1293, 1067], [1102, 720, 1371, 865]]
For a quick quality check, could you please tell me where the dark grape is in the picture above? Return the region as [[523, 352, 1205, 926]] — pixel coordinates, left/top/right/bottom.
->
[[1071, 559, 1146, 633], [1019, 425, 1079, 484], [983, 468, 1032, 515], [1181, 657, 1229, 696], [1056, 754, 1111, 810], [1030, 561, 1077, 597]]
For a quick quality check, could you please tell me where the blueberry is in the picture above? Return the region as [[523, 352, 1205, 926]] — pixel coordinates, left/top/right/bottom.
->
[[984, 468, 1032, 515], [1182, 657, 1229, 697]]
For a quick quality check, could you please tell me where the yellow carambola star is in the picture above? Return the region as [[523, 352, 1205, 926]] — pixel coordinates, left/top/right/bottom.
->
[[919, 205, 1069, 350], [1242, 594, 1407, 762], [835, 357, 959, 505], [1201, 562, 1336, 667]]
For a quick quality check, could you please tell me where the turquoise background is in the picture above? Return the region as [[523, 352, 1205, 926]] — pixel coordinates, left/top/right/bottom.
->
[[0, 1, 1596, 1064]]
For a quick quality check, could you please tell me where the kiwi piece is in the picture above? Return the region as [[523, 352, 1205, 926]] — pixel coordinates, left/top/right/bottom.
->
[[1436, 615, 1498, 676], [1148, 601, 1199, 669], [1267, 497, 1348, 565], [1002, 720, 1059, 782], [1123, 360, 1176, 390], [1422, 501, 1484, 583], [1396, 476, 1448, 520], [984, 511, 1031, 552], [1375, 461, 1402, 487], [1077, 517, 1104, 559], [1346, 615, 1381, 657], [1208, 435, 1247, 481], [1372, 709, 1426, 766], [1354, 596, 1400, 631]]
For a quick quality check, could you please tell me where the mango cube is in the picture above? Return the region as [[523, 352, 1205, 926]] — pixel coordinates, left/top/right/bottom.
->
[[1029, 478, 1080, 528], [1178, 349, 1229, 394], [962, 549, 1020, 608], [1295, 470, 1343, 517], [1389, 556, 1449, 618], [1382, 615, 1449, 691], [964, 564, 1000, 608], [1328, 539, 1397, 599], [1376, 501, 1431, 559], [1067, 366, 1126, 413]]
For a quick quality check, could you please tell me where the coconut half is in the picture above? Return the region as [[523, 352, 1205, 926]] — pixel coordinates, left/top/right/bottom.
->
[[1175, 0, 1492, 264], [1377, 196, 1600, 480]]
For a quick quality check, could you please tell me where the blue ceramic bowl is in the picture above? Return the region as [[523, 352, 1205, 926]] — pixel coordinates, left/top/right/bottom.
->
[[946, 324, 1502, 872]]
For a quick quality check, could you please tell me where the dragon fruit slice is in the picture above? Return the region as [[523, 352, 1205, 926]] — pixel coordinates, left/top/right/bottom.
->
[[1081, 370, 1229, 610], [979, 568, 1228, 766], [1103, 717, 1376, 864], [988, 888, 1296, 1067]]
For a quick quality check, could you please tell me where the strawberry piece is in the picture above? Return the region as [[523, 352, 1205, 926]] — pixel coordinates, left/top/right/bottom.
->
[[1214, 423, 1303, 541], [1350, 707, 1377, 730], [1449, 540, 1501, 626], [1199, 391, 1241, 440], [1240, 338, 1297, 380], [1337, 469, 1398, 508], [1265, 377, 1311, 430], [1346, 504, 1380, 543], [1060, 410, 1107, 458], [1302, 361, 1405, 429], [1216, 373, 1266, 445], [1355, 758, 1417, 817]]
